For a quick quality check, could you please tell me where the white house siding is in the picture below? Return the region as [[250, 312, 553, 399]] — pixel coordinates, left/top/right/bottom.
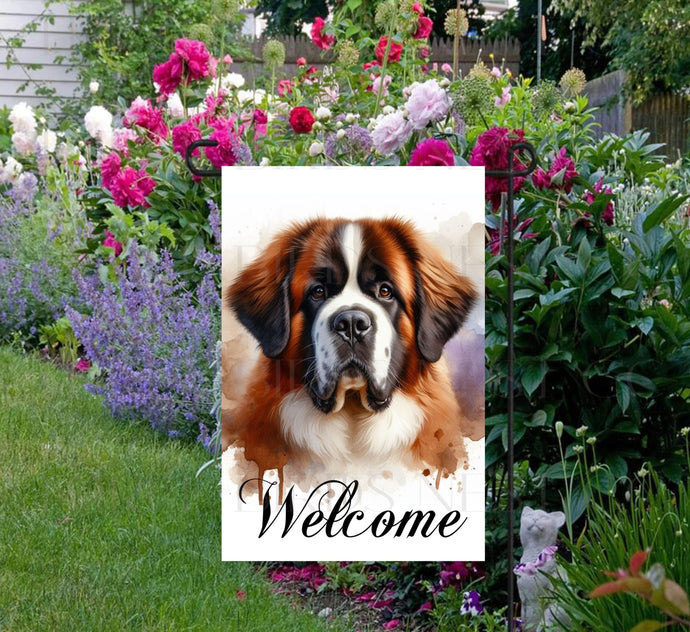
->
[[0, 0, 84, 108]]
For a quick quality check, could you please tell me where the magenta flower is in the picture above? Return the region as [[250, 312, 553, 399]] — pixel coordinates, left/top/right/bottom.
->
[[383, 620, 400, 630], [100, 152, 122, 191], [580, 177, 615, 226], [407, 138, 455, 166], [124, 97, 168, 143], [414, 15, 433, 39], [487, 216, 536, 254], [470, 127, 526, 209], [172, 120, 202, 158], [460, 590, 483, 616], [110, 165, 156, 208], [75, 358, 91, 372], [532, 147, 578, 193], [418, 601, 433, 612], [205, 121, 240, 168], [311, 17, 334, 51], [268, 563, 327, 590], [103, 230, 123, 257], [153, 39, 213, 96]]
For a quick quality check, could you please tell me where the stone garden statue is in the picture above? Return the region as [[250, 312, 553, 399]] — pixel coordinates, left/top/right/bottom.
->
[[515, 506, 571, 631]]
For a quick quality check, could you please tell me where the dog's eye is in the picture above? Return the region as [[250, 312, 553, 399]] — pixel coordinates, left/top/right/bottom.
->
[[379, 284, 393, 299], [310, 285, 326, 301]]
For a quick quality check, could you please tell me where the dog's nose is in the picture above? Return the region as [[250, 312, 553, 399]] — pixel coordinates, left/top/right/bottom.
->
[[332, 309, 371, 344]]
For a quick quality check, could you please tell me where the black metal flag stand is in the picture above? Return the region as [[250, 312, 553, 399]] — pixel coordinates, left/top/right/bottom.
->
[[186, 140, 539, 631]]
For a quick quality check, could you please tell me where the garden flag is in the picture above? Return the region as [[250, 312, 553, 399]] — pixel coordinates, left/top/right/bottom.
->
[[221, 167, 485, 560]]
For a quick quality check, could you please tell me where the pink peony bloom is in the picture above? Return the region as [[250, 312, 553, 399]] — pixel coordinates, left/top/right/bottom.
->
[[103, 230, 123, 257], [110, 165, 156, 208], [406, 79, 450, 129], [407, 138, 455, 166], [172, 120, 202, 158], [470, 127, 526, 209], [124, 97, 168, 143], [296, 57, 307, 66], [371, 73, 392, 98], [311, 17, 334, 50], [100, 152, 122, 191], [224, 54, 233, 65], [111, 127, 139, 154], [583, 177, 615, 225], [414, 15, 434, 39], [152, 54, 184, 96], [412, 2, 423, 13], [205, 122, 239, 168], [441, 62, 452, 73], [371, 111, 413, 155], [488, 217, 536, 254], [75, 358, 91, 372], [277, 79, 293, 96], [175, 38, 213, 81], [532, 147, 578, 193]]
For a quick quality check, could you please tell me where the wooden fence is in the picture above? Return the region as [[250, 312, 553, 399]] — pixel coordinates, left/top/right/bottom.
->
[[584, 70, 689, 157], [232, 35, 520, 83]]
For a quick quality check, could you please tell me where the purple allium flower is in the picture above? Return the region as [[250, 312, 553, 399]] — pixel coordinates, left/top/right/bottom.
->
[[324, 125, 373, 162]]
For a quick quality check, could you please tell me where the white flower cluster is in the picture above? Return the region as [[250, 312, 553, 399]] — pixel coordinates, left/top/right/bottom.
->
[[9, 102, 37, 156], [84, 105, 114, 147], [0, 155, 23, 184]]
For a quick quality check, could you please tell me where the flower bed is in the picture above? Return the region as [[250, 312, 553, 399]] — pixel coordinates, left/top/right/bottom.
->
[[1, 1, 690, 627]]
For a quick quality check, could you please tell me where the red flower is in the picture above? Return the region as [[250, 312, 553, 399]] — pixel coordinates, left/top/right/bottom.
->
[[110, 166, 156, 208], [580, 177, 615, 226], [407, 138, 455, 166], [235, 590, 247, 602], [172, 120, 202, 158], [103, 230, 123, 256], [414, 16, 433, 39], [375, 37, 403, 63], [289, 106, 315, 133], [412, 2, 423, 13], [311, 17, 334, 50], [362, 60, 380, 70], [100, 152, 122, 191], [296, 57, 307, 66], [469, 127, 526, 209]]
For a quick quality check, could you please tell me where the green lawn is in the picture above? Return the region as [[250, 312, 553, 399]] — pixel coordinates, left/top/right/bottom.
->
[[0, 347, 340, 631]]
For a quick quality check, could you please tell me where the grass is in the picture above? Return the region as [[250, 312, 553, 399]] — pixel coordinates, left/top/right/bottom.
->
[[0, 347, 342, 632]]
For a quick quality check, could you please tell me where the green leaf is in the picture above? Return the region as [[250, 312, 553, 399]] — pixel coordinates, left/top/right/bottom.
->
[[630, 620, 665, 632], [521, 363, 547, 397], [642, 195, 688, 232], [616, 381, 631, 413]]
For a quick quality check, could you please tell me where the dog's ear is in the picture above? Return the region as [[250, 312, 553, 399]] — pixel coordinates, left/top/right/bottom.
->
[[414, 245, 477, 363], [227, 222, 314, 358]]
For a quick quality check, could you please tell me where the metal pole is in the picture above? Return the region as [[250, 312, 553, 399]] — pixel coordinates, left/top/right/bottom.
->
[[536, 0, 542, 82]]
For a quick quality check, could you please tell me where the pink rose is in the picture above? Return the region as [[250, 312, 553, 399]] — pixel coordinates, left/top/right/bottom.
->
[[172, 120, 202, 158], [102, 230, 123, 257], [412, 2, 423, 14], [407, 138, 455, 166], [441, 62, 452, 73], [311, 17, 334, 50], [296, 57, 307, 66], [277, 79, 293, 96], [224, 54, 233, 65]]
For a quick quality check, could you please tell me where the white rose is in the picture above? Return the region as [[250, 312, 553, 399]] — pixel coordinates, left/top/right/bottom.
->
[[167, 93, 184, 118], [224, 72, 245, 89], [89, 80, 100, 94], [3, 156, 23, 183], [9, 102, 37, 134], [84, 105, 113, 145]]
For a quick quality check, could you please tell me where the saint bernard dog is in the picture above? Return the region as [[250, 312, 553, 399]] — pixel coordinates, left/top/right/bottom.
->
[[222, 216, 477, 484]]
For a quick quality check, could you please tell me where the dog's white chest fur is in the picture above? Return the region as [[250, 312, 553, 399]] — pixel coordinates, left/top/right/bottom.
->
[[279, 388, 424, 468]]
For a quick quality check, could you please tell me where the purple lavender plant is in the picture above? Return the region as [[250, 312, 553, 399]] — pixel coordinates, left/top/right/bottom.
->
[[67, 244, 220, 438]]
